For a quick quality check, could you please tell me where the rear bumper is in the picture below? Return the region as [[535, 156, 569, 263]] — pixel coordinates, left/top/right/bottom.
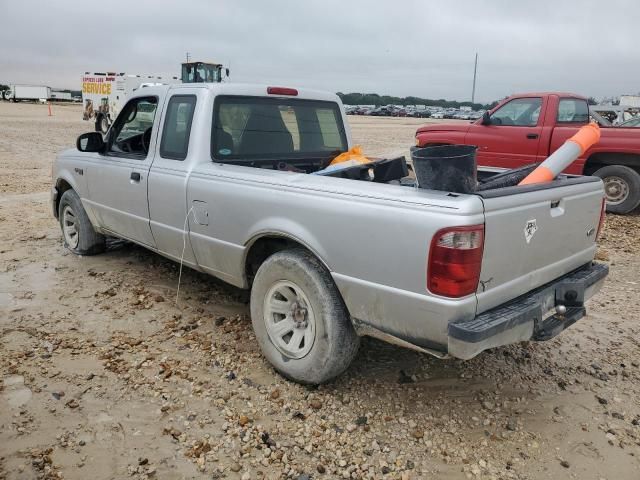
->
[[448, 262, 609, 360]]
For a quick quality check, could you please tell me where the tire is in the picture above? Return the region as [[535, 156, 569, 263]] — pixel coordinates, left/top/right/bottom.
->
[[96, 114, 109, 134], [58, 189, 105, 255], [593, 165, 640, 214], [476, 163, 540, 191], [250, 249, 360, 384]]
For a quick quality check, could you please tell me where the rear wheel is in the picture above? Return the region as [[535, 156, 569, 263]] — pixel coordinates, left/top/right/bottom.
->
[[58, 190, 105, 255], [250, 249, 360, 384], [593, 165, 640, 214]]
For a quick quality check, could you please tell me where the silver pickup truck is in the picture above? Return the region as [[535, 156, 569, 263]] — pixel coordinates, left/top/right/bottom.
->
[[52, 83, 608, 384]]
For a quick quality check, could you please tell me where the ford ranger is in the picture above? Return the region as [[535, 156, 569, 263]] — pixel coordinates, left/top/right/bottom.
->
[[416, 92, 640, 214], [52, 83, 608, 384]]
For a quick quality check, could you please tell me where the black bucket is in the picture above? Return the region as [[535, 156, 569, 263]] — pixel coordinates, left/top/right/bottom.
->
[[411, 145, 477, 194]]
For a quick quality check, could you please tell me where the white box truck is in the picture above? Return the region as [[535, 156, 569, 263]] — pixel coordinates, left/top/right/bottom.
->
[[6, 85, 51, 102], [82, 62, 229, 132], [619, 95, 640, 109], [82, 72, 181, 133]]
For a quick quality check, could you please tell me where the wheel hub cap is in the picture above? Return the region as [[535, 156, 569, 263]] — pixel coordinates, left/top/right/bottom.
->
[[291, 301, 308, 328], [263, 280, 316, 359], [603, 176, 629, 205], [62, 205, 79, 249]]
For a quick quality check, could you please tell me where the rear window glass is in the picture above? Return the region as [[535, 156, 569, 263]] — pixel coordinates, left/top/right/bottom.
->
[[557, 98, 589, 123], [211, 96, 347, 161]]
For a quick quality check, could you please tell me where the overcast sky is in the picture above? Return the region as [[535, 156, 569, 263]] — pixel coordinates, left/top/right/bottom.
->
[[1, 0, 637, 103]]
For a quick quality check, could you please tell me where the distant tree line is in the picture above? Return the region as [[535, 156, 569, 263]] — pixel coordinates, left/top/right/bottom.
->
[[337, 92, 498, 110]]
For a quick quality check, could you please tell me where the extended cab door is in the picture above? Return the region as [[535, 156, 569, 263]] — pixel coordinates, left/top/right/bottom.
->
[[84, 96, 159, 246], [546, 97, 591, 174], [465, 96, 545, 168], [147, 89, 201, 265]]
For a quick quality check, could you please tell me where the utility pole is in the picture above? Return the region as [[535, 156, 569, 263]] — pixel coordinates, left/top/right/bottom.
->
[[471, 52, 478, 104], [186, 52, 191, 63]]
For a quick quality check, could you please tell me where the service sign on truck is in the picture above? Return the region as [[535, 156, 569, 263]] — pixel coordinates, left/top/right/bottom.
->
[[81, 74, 118, 125], [82, 75, 114, 95]]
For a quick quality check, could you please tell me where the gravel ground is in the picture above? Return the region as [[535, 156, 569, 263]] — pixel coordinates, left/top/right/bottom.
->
[[1, 102, 639, 480]]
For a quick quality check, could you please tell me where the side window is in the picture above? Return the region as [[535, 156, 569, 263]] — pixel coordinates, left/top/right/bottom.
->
[[557, 98, 589, 124], [108, 97, 158, 157], [491, 98, 542, 127], [160, 95, 197, 160]]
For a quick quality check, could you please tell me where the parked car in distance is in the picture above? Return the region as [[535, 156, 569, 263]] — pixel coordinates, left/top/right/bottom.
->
[[619, 116, 640, 128], [408, 110, 431, 118], [52, 83, 608, 384], [416, 92, 640, 213], [369, 107, 392, 116]]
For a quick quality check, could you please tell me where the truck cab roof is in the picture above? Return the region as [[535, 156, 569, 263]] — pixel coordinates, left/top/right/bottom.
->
[[507, 92, 587, 100], [128, 83, 342, 104]]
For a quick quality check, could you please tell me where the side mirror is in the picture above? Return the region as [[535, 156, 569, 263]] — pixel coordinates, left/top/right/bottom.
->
[[77, 132, 105, 152], [225, 68, 230, 77], [481, 111, 491, 125]]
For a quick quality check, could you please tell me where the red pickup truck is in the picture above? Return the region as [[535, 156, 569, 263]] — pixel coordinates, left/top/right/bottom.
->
[[415, 92, 640, 214]]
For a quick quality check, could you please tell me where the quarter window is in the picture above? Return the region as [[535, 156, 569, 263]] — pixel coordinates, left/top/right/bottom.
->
[[557, 98, 589, 123], [160, 95, 197, 160], [490, 97, 542, 127]]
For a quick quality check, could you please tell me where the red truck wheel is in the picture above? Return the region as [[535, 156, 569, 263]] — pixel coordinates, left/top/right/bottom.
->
[[593, 165, 640, 214]]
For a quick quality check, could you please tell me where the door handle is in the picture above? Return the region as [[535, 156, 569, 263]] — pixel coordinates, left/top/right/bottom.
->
[[130, 172, 141, 182], [526, 133, 539, 139]]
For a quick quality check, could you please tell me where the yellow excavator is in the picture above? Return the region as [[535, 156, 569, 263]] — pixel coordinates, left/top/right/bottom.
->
[[181, 61, 229, 83]]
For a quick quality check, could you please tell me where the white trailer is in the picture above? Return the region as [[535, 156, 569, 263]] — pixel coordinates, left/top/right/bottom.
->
[[51, 90, 72, 101], [82, 72, 180, 133], [620, 95, 640, 108], [7, 85, 51, 102]]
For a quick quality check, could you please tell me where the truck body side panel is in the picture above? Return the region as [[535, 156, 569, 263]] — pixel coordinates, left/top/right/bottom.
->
[[186, 162, 485, 347]]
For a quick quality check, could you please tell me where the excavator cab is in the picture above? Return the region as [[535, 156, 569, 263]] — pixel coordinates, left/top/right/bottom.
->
[[181, 61, 229, 83]]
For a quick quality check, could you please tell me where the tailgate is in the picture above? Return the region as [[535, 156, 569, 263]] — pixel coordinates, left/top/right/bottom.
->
[[475, 177, 604, 314]]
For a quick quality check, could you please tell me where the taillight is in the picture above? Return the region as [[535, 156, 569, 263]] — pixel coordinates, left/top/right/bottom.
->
[[427, 225, 485, 298], [267, 86, 298, 96], [596, 197, 606, 241]]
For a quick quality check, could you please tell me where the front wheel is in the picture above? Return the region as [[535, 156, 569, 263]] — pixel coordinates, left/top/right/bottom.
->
[[250, 249, 360, 384], [58, 189, 105, 255], [593, 165, 640, 214]]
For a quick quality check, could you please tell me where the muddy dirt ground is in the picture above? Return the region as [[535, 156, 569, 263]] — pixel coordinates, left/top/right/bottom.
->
[[1, 102, 639, 480]]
